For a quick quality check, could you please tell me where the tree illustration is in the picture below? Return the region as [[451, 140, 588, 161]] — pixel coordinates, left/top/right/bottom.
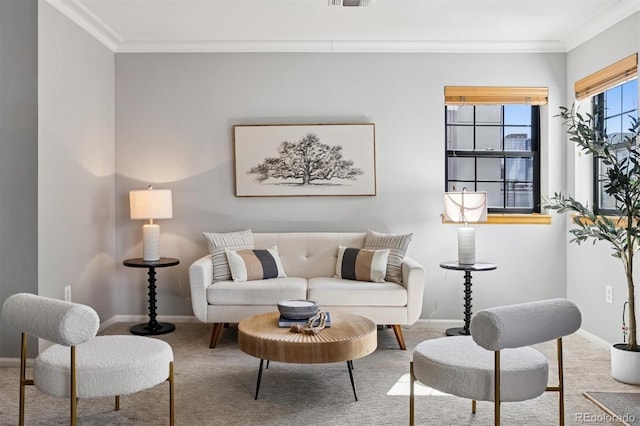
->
[[248, 133, 363, 185]]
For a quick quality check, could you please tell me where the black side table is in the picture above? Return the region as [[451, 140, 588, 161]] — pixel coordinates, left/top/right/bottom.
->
[[123, 257, 180, 336], [440, 261, 497, 336]]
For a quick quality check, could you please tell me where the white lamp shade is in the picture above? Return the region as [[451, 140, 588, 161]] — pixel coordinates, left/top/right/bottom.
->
[[129, 189, 173, 220], [443, 191, 487, 223]]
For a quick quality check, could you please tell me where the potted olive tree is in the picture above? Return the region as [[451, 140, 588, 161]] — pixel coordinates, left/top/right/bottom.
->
[[546, 105, 640, 384]]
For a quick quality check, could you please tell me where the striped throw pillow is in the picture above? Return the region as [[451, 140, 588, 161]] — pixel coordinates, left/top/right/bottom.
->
[[336, 246, 390, 283], [364, 229, 412, 284], [225, 247, 287, 282], [203, 230, 254, 282]]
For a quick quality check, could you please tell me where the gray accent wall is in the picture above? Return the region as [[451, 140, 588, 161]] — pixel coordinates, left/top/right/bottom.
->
[[566, 12, 640, 344], [115, 52, 568, 321], [0, 0, 38, 358]]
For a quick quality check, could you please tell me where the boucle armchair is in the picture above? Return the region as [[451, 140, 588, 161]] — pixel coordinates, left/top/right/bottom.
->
[[1, 293, 175, 426], [410, 298, 582, 426]]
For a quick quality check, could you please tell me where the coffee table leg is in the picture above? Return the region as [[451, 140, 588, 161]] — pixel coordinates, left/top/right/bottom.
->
[[255, 359, 264, 400], [347, 360, 358, 401]]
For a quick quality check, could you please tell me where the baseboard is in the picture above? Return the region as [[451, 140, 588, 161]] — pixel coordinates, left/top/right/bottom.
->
[[99, 314, 200, 332], [413, 319, 463, 329], [0, 358, 34, 368], [576, 328, 612, 350]]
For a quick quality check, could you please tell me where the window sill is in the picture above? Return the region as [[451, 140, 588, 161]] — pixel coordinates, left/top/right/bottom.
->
[[442, 213, 552, 225]]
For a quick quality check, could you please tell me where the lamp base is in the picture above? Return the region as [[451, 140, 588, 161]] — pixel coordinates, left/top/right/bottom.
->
[[142, 223, 160, 261], [457, 227, 475, 265]]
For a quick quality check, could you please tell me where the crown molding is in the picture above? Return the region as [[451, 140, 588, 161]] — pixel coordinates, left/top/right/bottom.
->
[[46, 0, 637, 54], [561, 0, 640, 51], [115, 39, 565, 54], [46, 0, 121, 51]]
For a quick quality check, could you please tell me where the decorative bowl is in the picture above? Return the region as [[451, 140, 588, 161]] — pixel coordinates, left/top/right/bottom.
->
[[277, 299, 320, 319]]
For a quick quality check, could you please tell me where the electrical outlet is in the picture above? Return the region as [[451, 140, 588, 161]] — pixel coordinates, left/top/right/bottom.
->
[[64, 286, 71, 302], [606, 285, 613, 304]]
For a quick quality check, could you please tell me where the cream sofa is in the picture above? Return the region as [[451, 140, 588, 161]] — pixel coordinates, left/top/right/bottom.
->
[[189, 232, 425, 350]]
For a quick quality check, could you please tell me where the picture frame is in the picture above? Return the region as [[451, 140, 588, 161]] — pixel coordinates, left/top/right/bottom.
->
[[234, 123, 376, 197]]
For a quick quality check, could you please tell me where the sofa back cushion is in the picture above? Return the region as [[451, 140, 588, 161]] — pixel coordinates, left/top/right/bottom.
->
[[253, 233, 365, 279]]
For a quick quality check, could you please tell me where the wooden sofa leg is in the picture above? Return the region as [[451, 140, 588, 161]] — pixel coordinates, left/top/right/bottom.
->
[[392, 325, 407, 350], [209, 323, 224, 348]]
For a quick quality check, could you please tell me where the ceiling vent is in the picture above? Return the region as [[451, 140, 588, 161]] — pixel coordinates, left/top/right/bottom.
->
[[329, 0, 373, 6]]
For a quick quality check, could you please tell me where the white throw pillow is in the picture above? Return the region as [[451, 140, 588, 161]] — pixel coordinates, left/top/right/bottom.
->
[[335, 245, 390, 283], [225, 246, 287, 282]]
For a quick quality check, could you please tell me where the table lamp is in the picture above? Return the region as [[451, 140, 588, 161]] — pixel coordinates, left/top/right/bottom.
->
[[129, 185, 173, 261], [443, 190, 487, 265]]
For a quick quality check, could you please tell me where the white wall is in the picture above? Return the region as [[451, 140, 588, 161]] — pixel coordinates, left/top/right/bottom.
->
[[115, 52, 568, 320], [565, 12, 640, 344], [38, 2, 116, 322]]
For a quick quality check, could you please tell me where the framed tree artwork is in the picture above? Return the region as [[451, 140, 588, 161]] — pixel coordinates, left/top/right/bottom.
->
[[233, 123, 376, 197]]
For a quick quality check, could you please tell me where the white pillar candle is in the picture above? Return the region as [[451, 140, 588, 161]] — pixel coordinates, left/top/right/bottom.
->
[[458, 227, 475, 265], [142, 223, 161, 261]]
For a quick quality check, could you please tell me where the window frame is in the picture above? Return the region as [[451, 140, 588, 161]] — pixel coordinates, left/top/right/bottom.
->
[[592, 78, 639, 215], [444, 104, 542, 214]]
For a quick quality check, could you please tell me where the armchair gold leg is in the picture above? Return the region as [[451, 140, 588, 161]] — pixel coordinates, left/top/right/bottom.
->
[[557, 338, 565, 426], [70, 346, 77, 426], [494, 350, 501, 426], [19, 333, 27, 426], [409, 361, 415, 426], [169, 361, 175, 426], [472, 399, 476, 414]]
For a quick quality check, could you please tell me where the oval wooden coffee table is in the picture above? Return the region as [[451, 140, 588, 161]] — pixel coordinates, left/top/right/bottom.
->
[[238, 311, 377, 401]]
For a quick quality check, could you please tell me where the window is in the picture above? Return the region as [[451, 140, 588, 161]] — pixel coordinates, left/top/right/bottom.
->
[[444, 87, 547, 214], [574, 53, 638, 215], [593, 79, 638, 214]]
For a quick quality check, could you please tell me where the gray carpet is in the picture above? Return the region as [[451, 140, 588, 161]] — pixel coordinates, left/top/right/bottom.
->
[[584, 392, 640, 426], [0, 321, 638, 425]]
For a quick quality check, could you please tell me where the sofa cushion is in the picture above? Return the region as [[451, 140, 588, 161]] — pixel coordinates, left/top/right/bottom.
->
[[203, 229, 254, 282], [226, 247, 287, 282], [335, 246, 389, 283], [364, 229, 412, 284], [206, 277, 307, 306], [253, 233, 365, 279], [308, 277, 407, 307]]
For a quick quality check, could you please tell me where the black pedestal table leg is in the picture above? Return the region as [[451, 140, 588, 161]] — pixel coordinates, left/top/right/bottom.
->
[[462, 270, 473, 335], [255, 359, 264, 400], [147, 266, 158, 330], [347, 360, 358, 401]]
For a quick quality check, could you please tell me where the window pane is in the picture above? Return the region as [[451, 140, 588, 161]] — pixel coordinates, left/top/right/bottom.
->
[[477, 182, 503, 208], [476, 126, 501, 150], [476, 105, 501, 124], [606, 116, 623, 142], [447, 126, 474, 150], [448, 157, 475, 181], [477, 158, 502, 181], [504, 129, 531, 151], [623, 114, 636, 136], [622, 79, 638, 113], [506, 182, 533, 208], [605, 85, 622, 116], [447, 105, 474, 124], [504, 105, 531, 125], [506, 157, 533, 181]]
